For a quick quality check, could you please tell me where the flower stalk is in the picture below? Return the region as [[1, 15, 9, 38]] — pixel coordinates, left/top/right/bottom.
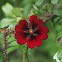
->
[[23, 51, 25, 62], [26, 46, 29, 62]]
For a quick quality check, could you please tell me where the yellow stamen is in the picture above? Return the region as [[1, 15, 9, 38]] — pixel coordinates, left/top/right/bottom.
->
[[29, 29, 34, 34]]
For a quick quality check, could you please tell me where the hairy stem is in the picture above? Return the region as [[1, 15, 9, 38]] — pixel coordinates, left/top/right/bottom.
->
[[26, 46, 29, 62], [3, 33, 8, 62], [44, 14, 54, 22]]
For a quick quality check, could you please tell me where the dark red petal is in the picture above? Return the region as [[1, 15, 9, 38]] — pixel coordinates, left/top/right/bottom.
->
[[27, 37, 35, 49], [19, 20, 29, 31], [15, 32, 21, 39], [35, 40, 42, 47], [35, 37, 42, 47], [40, 34, 48, 40], [29, 15, 37, 23], [36, 26, 49, 36], [35, 27, 42, 35], [41, 26, 49, 34], [29, 15, 37, 28], [15, 25, 21, 32], [37, 19, 44, 27], [17, 37, 27, 45], [27, 35, 42, 48], [15, 31, 28, 39], [36, 27, 48, 40], [29, 18, 44, 29]]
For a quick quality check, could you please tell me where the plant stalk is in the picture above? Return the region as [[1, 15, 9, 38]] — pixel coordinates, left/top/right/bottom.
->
[[23, 51, 25, 62], [26, 46, 29, 62]]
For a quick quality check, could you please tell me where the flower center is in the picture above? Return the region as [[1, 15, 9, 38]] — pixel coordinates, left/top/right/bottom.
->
[[29, 29, 34, 34]]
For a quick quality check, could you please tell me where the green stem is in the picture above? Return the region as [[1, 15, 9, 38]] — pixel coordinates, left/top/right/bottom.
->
[[23, 51, 25, 62]]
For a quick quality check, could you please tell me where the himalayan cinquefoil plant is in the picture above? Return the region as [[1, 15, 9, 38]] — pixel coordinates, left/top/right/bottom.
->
[[0, 0, 62, 62]]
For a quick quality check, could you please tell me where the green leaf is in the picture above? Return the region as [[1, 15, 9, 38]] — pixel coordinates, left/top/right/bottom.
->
[[1, 18, 16, 28], [35, 0, 44, 6], [57, 31, 62, 39], [53, 9, 62, 16], [57, 31, 62, 40], [53, 52, 61, 62], [47, 4, 53, 13], [51, 0, 58, 4], [33, 5, 39, 11], [55, 24, 62, 33], [54, 17, 61, 23], [46, 20, 53, 31], [12, 8, 22, 17], [2, 3, 13, 15], [16, 17, 22, 22], [57, 47, 62, 60], [7, 46, 19, 54], [8, 36, 16, 42], [9, 21, 18, 29], [0, 33, 4, 48], [59, 18, 62, 24], [9, 41, 18, 46], [44, 20, 60, 57]]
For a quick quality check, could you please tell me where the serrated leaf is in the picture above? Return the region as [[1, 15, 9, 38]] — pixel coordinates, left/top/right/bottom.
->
[[51, 0, 58, 4], [0, 18, 16, 28], [2, 3, 13, 15], [12, 8, 22, 17], [53, 9, 62, 16], [35, 0, 44, 6]]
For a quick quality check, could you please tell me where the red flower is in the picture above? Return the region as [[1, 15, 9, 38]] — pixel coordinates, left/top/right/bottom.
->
[[15, 15, 49, 49]]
